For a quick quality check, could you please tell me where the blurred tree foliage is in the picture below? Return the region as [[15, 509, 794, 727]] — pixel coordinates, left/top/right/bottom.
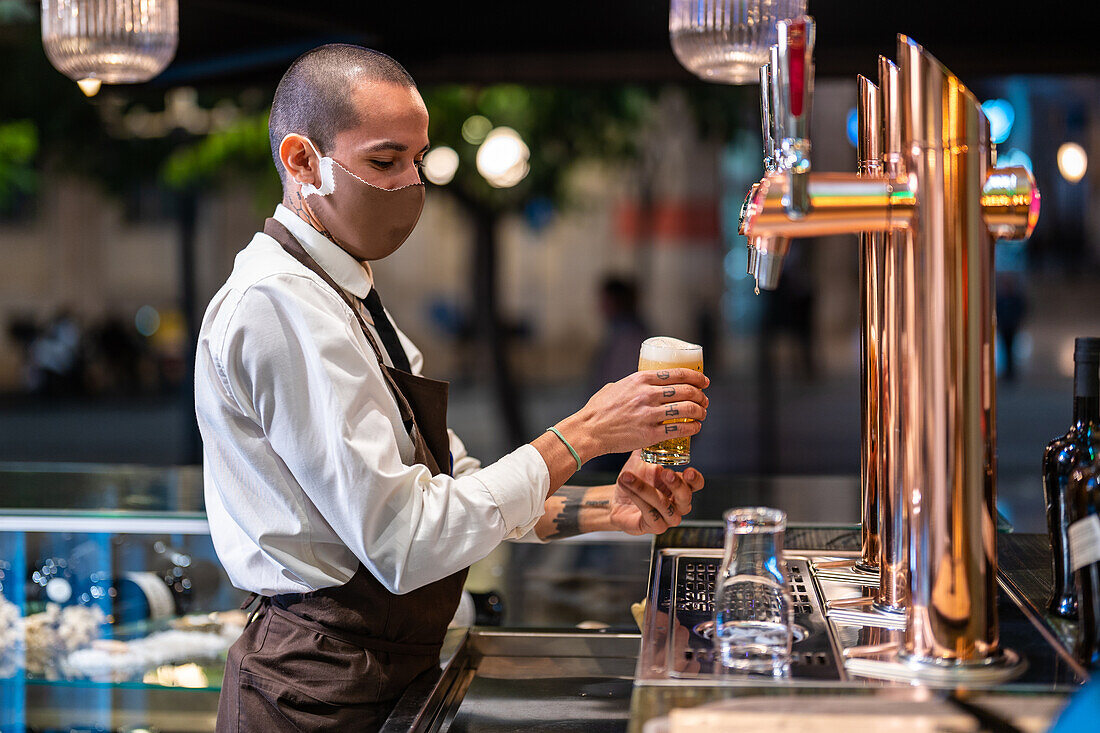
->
[[0, 120, 37, 210], [155, 84, 676, 214], [159, 112, 281, 208], [1, 6, 755, 215], [424, 84, 653, 212], [1, 22, 178, 195]]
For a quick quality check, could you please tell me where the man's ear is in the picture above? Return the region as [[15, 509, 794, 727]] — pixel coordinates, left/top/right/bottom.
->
[[279, 134, 320, 188]]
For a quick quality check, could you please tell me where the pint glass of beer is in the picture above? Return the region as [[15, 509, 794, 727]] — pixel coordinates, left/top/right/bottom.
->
[[638, 336, 704, 465]]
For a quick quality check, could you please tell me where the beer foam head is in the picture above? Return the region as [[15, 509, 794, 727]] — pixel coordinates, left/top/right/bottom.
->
[[640, 336, 702, 365]]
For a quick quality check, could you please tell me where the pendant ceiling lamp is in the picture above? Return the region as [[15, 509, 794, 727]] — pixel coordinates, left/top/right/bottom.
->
[[669, 0, 805, 84], [41, 0, 179, 97]]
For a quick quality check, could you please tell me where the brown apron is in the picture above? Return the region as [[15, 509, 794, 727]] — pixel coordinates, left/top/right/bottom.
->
[[215, 219, 467, 732]]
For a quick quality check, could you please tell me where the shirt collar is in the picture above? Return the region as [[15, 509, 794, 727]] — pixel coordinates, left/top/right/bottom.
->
[[273, 204, 373, 298]]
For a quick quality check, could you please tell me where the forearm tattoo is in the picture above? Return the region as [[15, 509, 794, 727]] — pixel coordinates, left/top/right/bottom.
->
[[543, 487, 610, 540]]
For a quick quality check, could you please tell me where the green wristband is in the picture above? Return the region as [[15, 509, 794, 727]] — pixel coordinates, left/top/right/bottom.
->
[[546, 426, 583, 472]]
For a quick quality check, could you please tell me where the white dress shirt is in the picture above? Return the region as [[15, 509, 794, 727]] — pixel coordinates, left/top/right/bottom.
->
[[195, 205, 549, 596]]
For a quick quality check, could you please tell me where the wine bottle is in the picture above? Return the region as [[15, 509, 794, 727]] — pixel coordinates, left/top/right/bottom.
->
[[1069, 465, 1100, 667], [1043, 337, 1100, 619]]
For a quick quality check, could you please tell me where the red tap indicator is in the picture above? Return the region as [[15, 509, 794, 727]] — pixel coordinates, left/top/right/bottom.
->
[[787, 19, 806, 117]]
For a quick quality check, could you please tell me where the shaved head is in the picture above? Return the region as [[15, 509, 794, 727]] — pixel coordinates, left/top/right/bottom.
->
[[268, 44, 416, 185]]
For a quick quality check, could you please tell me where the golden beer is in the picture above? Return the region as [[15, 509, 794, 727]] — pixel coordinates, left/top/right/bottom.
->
[[639, 336, 704, 465]]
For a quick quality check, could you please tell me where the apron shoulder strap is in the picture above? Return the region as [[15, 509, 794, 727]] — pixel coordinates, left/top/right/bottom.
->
[[262, 217, 417, 432], [263, 218, 386, 363]]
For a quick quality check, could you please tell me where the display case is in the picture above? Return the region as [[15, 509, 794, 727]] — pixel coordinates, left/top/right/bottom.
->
[[0, 463, 249, 732], [0, 462, 659, 732]]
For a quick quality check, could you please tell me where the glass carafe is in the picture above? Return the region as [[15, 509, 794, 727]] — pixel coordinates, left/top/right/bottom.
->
[[714, 506, 793, 674]]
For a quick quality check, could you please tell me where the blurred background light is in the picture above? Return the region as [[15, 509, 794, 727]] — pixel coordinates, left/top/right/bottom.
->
[[422, 146, 459, 185], [997, 147, 1033, 173], [981, 99, 1015, 145], [135, 306, 161, 337], [845, 107, 858, 148], [461, 115, 493, 145], [1057, 142, 1088, 183], [476, 127, 530, 188]]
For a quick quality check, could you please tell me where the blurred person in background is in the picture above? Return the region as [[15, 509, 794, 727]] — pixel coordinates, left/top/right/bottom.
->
[[588, 275, 648, 473], [194, 44, 709, 732], [996, 271, 1028, 382], [14, 309, 85, 395], [590, 276, 648, 390]]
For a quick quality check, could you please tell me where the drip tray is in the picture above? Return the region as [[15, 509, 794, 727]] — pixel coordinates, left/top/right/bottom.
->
[[635, 551, 844, 684], [637, 545, 1086, 690]]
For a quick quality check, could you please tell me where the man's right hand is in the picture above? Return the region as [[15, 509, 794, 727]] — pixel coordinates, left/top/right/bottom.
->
[[557, 368, 710, 462]]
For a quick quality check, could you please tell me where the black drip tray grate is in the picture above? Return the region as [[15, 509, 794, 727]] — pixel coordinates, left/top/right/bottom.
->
[[676, 559, 814, 616]]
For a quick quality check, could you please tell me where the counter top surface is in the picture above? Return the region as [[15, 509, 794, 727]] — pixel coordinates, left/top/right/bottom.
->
[[385, 528, 1078, 732]]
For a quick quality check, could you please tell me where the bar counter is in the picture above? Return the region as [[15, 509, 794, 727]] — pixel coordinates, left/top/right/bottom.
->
[[380, 524, 1082, 732], [5, 470, 1082, 731]]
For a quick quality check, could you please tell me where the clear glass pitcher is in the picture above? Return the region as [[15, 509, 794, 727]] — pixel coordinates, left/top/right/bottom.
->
[[714, 506, 793, 674]]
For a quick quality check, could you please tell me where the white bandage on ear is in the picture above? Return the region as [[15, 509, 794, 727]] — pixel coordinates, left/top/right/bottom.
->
[[283, 134, 337, 197]]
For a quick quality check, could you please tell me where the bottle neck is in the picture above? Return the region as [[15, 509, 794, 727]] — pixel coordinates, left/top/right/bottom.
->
[[1074, 397, 1099, 427], [1073, 359, 1100, 427]]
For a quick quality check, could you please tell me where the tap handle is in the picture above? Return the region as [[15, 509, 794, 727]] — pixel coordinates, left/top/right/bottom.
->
[[776, 15, 815, 218], [778, 16, 815, 141], [760, 63, 776, 172]]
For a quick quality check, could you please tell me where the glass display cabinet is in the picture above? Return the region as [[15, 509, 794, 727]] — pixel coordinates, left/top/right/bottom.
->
[[0, 463, 247, 732]]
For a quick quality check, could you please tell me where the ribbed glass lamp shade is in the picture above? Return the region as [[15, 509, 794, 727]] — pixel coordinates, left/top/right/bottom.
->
[[41, 0, 178, 85], [669, 0, 804, 84]]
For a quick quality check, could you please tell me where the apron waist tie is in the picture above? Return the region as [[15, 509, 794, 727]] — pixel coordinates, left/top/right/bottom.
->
[[265, 603, 443, 657], [240, 592, 265, 628]]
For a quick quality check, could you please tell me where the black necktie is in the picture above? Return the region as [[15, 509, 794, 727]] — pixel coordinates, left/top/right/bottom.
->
[[362, 287, 412, 373]]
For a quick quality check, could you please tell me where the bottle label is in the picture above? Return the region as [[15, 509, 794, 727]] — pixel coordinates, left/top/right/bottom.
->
[[1069, 514, 1100, 572]]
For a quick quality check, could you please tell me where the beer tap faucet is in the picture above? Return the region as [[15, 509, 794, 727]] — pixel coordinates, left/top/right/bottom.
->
[[742, 62, 777, 289], [744, 19, 815, 291], [743, 42, 798, 291], [743, 63, 777, 285]]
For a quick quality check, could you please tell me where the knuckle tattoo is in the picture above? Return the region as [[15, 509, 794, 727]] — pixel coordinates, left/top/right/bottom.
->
[[663, 387, 675, 397], [664, 424, 678, 434], [665, 407, 679, 417], [657, 370, 670, 380]]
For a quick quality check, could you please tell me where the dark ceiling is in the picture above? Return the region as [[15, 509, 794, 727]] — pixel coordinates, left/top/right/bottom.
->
[[161, 1, 1089, 88]]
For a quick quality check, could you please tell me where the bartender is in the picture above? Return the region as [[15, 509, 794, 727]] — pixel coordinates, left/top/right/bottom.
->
[[194, 44, 709, 732]]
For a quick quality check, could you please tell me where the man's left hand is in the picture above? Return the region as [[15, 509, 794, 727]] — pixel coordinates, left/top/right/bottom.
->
[[610, 450, 704, 535]]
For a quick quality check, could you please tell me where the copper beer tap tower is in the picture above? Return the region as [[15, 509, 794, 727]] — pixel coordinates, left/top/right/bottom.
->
[[740, 16, 1040, 680]]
